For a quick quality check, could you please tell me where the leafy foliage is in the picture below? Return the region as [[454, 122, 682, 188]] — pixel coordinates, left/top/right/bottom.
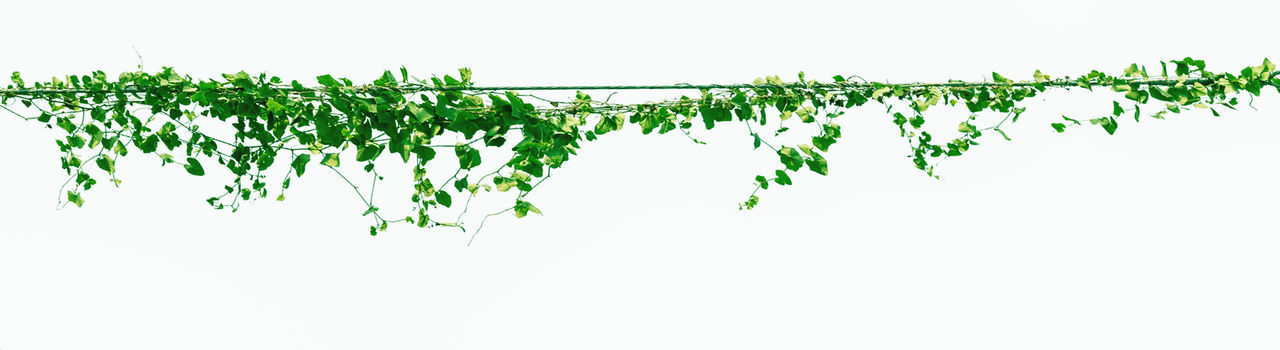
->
[[2, 58, 1275, 237]]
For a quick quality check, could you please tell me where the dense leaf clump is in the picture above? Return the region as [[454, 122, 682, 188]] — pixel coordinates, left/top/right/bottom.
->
[[2, 58, 1274, 237]]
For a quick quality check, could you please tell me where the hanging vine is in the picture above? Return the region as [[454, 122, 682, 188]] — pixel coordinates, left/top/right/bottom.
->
[[2, 57, 1274, 239]]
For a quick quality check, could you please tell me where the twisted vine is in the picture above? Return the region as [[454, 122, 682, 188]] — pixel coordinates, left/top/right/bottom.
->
[[2, 57, 1274, 238]]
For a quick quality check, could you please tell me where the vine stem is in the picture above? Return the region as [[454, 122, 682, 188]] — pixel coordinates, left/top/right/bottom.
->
[[467, 207, 512, 247], [0, 104, 38, 120], [326, 165, 387, 224]]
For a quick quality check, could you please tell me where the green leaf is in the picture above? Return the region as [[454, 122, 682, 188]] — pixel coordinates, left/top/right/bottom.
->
[[778, 147, 804, 171], [1051, 123, 1067, 133], [1033, 69, 1050, 82], [95, 156, 115, 173], [456, 145, 481, 169], [1124, 63, 1141, 77], [67, 191, 84, 207], [321, 153, 341, 167], [138, 134, 159, 153], [291, 154, 311, 176], [804, 152, 828, 175], [754, 175, 770, 190], [1113, 101, 1124, 116], [796, 106, 815, 123], [313, 105, 342, 146], [494, 176, 516, 192], [892, 112, 908, 136], [184, 157, 205, 176], [56, 117, 76, 133], [459, 67, 473, 84], [1124, 90, 1149, 103], [870, 87, 891, 100], [812, 136, 835, 152], [316, 74, 340, 87], [798, 144, 816, 158], [957, 121, 977, 133], [266, 99, 288, 114], [514, 200, 542, 218], [413, 146, 437, 164], [356, 144, 384, 162], [435, 191, 452, 207], [408, 103, 433, 122], [774, 170, 793, 185], [1149, 86, 1172, 102], [995, 128, 1012, 141], [1089, 117, 1118, 135], [700, 105, 730, 130]]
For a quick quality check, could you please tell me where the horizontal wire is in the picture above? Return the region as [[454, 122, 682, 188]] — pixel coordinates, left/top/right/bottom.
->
[[0, 77, 1220, 95]]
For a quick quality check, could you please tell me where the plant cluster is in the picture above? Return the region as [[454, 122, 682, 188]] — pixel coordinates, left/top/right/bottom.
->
[[3, 58, 1273, 238]]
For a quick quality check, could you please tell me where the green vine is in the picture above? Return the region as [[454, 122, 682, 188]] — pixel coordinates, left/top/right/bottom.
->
[[2, 57, 1274, 239]]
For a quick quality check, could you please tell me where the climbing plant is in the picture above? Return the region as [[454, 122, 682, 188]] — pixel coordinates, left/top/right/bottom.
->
[[2, 57, 1275, 240]]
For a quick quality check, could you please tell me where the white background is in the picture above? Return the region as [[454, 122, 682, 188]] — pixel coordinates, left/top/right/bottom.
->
[[2, 0, 1279, 349]]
